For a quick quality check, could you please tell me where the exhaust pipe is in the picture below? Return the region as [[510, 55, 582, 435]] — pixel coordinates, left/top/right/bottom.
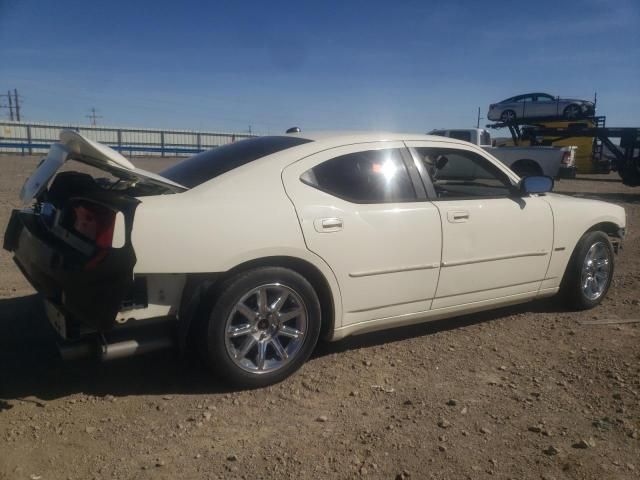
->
[[100, 337, 173, 361], [58, 336, 173, 362]]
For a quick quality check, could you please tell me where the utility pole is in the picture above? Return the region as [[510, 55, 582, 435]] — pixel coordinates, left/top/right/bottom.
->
[[7, 90, 14, 121], [13, 89, 21, 121], [86, 107, 102, 126], [476, 107, 483, 128]]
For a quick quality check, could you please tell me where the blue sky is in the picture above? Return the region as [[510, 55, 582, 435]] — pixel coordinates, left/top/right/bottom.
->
[[0, 0, 639, 134]]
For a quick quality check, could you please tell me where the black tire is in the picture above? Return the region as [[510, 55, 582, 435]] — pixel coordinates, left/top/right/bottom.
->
[[511, 160, 542, 178], [619, 161, 640, 187], [199, 267, 321, 388], [563, 104, 582, 120], [560, 231, 614, 310], [500, 110, 516, 123]]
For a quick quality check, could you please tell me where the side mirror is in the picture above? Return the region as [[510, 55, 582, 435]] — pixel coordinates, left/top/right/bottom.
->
[[435, 155, 448, 170], [520, 175, 554, 194]]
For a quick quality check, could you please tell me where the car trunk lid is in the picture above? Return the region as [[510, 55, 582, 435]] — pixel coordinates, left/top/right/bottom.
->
[[20, 129, 187, 205]]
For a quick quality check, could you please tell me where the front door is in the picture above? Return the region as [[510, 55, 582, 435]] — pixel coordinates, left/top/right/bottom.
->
[[282, 142, 442, 325], [406, 141, 554, 309]]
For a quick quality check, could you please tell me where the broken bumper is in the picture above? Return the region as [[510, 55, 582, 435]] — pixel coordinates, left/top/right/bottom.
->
[[4, 209, 136, 334]]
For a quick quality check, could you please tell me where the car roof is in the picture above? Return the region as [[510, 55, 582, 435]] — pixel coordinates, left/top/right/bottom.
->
[[283, 131, 474, 148], [501, 92, 553, 102]]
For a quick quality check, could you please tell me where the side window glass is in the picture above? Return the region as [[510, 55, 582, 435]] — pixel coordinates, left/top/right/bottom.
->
[[301, 148, 416, 203], [413, 147, 514, 199]]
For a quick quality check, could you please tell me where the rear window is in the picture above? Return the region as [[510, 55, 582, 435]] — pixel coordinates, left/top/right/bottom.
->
[[449, 130, 472, 142], [161, 136, 312, 188]]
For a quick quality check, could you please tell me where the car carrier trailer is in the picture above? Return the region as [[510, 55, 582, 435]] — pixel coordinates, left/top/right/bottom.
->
[[486, 116, 640, 186]]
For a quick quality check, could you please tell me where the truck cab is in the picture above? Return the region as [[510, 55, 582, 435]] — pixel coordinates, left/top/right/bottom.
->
[[430, 128, 493, 147]]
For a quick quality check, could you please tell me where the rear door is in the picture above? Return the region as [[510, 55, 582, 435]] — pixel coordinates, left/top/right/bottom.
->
[[405, 140, 554, 309], [282, 142, 442, 325]]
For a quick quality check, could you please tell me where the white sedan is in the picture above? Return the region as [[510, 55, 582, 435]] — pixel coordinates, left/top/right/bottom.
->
[[5, 130, 625, 387]]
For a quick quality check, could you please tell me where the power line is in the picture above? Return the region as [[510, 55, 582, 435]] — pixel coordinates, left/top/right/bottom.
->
[[86, 107, 103, 126]]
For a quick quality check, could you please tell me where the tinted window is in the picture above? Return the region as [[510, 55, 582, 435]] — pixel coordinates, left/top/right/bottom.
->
[[535, 94, 555, 102], [161, 136, 312, 188], [413, 147, 514, 199], [301, 148, 416, 203]]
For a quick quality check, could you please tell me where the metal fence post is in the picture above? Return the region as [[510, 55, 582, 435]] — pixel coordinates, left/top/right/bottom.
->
[[26, 125, 32, 155], [161, 131, 165, 157], [117, 129, 122, 152], [197, 133, 201, 152]]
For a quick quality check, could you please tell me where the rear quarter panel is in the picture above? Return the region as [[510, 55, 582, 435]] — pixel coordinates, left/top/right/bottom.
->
[[132, 161, 310, 273], [130, 157, 344, 328]]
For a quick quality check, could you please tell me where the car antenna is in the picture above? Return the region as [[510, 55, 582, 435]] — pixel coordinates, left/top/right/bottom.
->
[[286, 127, 301, 133]]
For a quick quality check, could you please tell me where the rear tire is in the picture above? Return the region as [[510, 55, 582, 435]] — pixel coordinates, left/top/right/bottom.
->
[[199, 267, 321, 388], [500, 110, 516, 123], [560, 231, 614, 310]]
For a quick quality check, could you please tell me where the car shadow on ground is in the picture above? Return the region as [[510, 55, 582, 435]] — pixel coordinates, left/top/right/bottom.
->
[[314, 297, 559, 357], [0, 293, 561, 404], [564, 176, 622, 183], [561, 191, 640, 204]]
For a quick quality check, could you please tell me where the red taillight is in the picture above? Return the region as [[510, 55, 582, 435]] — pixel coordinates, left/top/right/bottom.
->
[[72, 203, 116, 249]]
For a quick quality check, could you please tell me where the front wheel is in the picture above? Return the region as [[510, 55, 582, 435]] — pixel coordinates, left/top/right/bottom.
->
[[200, 267, 321, 388], [500, 110, 516, 123], [560, 231, 614, 310]]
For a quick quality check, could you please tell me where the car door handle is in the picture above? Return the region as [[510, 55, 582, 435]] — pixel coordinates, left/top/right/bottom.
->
[[314, 217, 343, 232], [447, 210, 470, 223]]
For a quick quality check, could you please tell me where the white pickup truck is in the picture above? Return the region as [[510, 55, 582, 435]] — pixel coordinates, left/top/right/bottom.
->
[[429, 128, 577, 178]]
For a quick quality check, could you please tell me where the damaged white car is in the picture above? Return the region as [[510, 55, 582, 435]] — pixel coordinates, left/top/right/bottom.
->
[[4, 130, 625, 387]]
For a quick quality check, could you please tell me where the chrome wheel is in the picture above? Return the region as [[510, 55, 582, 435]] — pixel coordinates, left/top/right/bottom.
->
[[224, 283, 308, 374], [564, 104, 581, 119], [581, 241, 611, 300], [501, 110, 516, 123]]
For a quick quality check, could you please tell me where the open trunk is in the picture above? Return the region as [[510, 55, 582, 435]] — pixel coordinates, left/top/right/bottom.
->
[[4, 131, 187, 334]]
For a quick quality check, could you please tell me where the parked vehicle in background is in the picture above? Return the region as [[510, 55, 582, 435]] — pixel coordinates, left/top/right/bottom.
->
[[4, 130, 623, 387], [487, 93, 595, 122], [429, 128, 577, 178]]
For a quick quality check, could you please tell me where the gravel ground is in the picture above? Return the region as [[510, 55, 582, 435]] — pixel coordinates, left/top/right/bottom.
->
[[0, 154, 638, 480]]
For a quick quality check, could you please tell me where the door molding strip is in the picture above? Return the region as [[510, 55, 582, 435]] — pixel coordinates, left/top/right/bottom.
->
[[349, 263, 440, 278], [441, 251, 549, 268]]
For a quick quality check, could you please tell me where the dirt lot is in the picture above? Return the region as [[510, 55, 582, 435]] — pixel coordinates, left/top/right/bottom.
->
[[0, 154, 638, 480]]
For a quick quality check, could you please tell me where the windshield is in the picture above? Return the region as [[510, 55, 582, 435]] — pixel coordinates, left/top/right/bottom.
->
[[161, 136, 312, 188]]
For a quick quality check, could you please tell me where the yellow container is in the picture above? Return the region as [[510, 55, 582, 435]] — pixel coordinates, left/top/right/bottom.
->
[[536, 120, 595, 173]]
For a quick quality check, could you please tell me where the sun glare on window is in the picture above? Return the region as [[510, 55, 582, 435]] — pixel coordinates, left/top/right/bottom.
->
[[373, 159, 397, 180]]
